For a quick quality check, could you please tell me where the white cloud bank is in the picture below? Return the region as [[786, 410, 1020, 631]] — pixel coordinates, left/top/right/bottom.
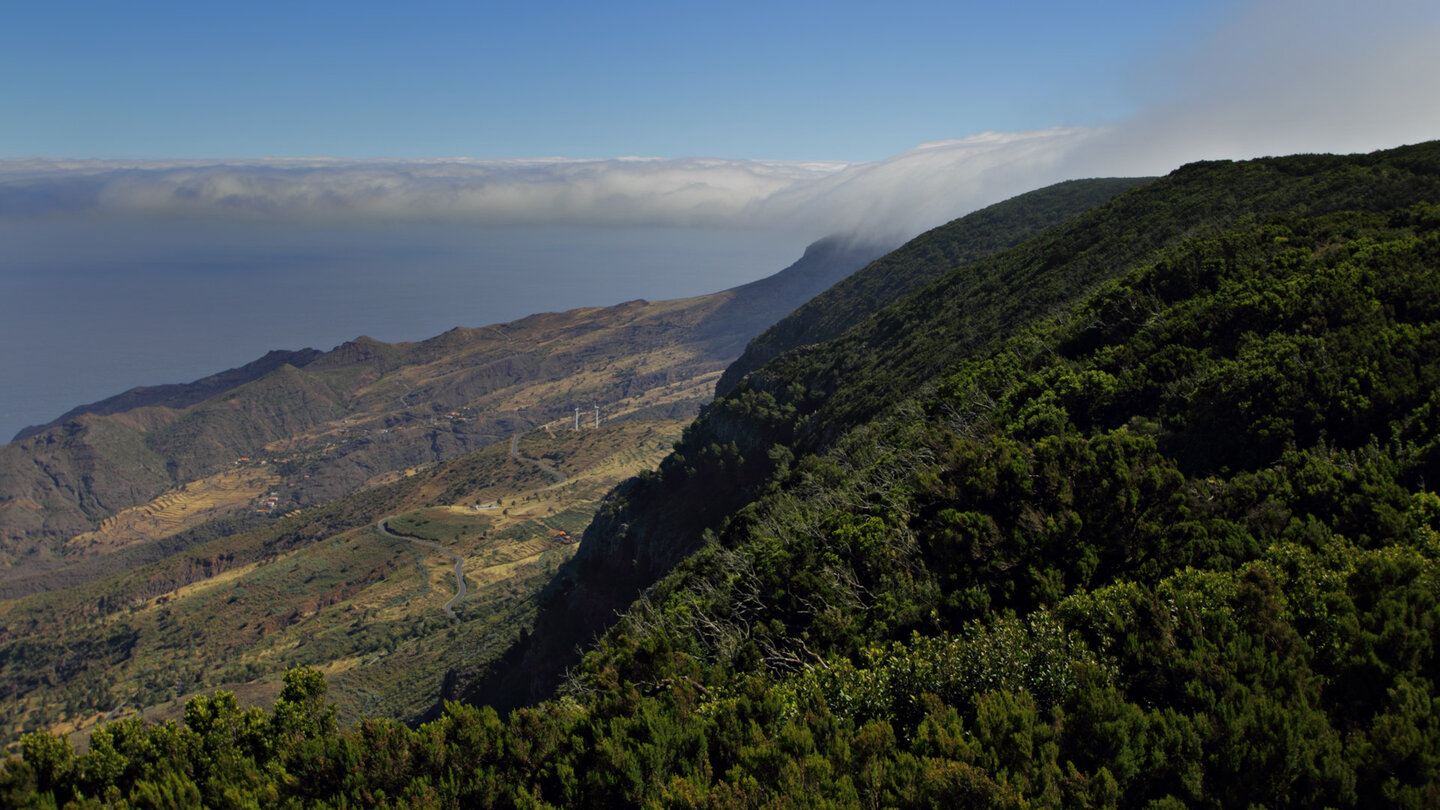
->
[[0, 156, 851, 228], [4, 0, 1438, 242], [757, 129, 1104, 238], [0, 131, 1102, 240]]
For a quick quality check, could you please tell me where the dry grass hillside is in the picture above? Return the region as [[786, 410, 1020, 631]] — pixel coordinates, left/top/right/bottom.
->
[[0, 417, 688, 748], [0, 236, 886, 572], [0, 236, 890, 747]]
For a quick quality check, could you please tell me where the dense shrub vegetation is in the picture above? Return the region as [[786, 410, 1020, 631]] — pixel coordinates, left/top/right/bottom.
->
[[5, 143, 1440, 807]]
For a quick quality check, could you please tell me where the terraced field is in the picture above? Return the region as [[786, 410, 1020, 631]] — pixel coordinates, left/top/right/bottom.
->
[[0, 235, 891, 748], [0, 419, 686, 748], [64, 466, 280, 557]]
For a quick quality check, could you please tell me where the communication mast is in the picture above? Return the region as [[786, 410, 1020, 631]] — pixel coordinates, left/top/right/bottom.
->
[[594, 404, 600, 429], [573, 406, 580, 431]]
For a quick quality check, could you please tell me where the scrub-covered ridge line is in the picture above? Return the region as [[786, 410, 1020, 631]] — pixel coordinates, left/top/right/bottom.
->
[[11, 143, 1440, 806]]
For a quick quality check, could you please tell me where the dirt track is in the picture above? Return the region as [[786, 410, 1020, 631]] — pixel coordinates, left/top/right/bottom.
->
[[376, 520, 467, 619]]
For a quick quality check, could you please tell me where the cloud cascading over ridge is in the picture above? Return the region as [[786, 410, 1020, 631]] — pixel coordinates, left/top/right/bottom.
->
[[4, 0, 1438, 243], [0, 132, 1102, 241], [755, 129, 1103, 238]]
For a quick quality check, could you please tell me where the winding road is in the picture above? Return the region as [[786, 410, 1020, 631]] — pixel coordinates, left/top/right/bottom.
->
[[375, 432, 569, 619], [376, 519, 467, 619], [510, 434, 567, 484]]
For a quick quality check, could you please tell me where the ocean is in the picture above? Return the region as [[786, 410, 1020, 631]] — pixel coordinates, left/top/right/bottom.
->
[[0, 219, 807, 441]]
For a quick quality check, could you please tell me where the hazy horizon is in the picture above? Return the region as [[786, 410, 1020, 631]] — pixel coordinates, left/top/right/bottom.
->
[[3, 0, 1437, 441], [0, 220, 806, 441]]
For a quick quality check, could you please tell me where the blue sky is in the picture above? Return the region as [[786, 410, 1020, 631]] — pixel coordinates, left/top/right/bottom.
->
[[3, 0, 1438, 238], [2, 0, 1439, 439], [5, 0, 1235, 161]]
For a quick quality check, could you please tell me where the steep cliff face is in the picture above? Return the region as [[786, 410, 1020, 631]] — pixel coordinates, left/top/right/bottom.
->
[[11, 144, 1440, 806], [465, 142, 1440, 712], [690, 235, 894, 360], [460, 178, 1153, 708]]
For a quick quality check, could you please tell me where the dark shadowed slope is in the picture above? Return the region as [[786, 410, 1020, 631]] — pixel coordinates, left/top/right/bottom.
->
[[467, 142, 1440, 712], [14, 143, 1440, 807]]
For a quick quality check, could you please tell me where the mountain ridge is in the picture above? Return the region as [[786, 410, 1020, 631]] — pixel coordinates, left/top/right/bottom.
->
[[0, 233, 890, 574], [465, 140, 1440, 711], [11, 349, 325, 443], [0, 178, 1142, 747], [10, 144, 1440, 806], [717, 177, 1152, 394]]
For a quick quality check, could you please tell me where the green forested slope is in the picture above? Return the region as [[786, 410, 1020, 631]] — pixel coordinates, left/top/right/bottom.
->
[[748, 146, 1440, 451], [473, 142, 1440, 711], [716, 176, 1150, 395], [5, 143, 1440, 808]]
